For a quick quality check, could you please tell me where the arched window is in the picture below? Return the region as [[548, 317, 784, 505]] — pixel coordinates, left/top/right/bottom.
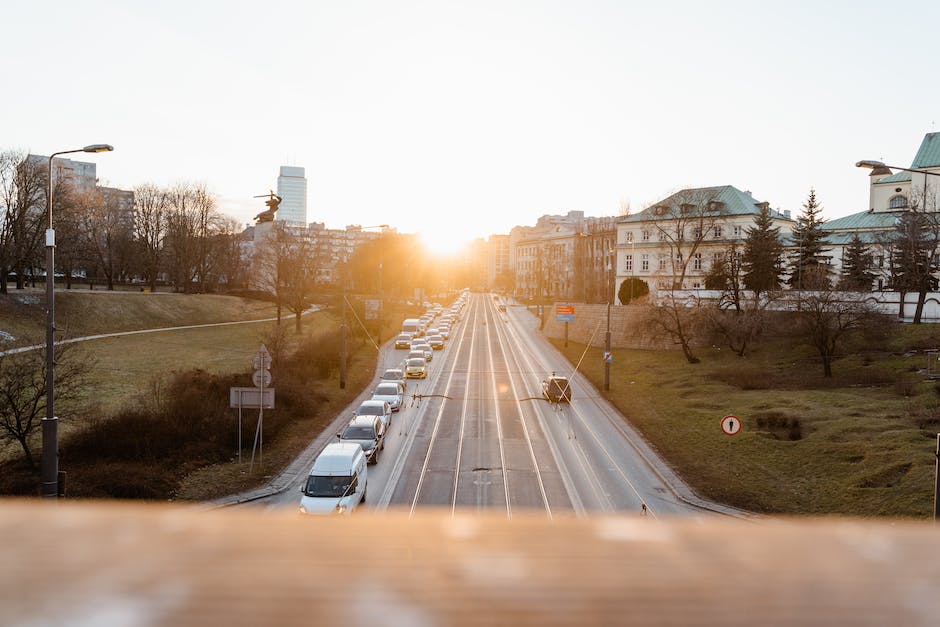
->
[[889, 195, 908, 209]]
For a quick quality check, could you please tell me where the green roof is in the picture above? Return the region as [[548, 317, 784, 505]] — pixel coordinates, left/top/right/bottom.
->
[[819, 210, 904, 245], [873, 171, 911, 184], [619, 185, 792, 223], [912, 132, 940, 169]]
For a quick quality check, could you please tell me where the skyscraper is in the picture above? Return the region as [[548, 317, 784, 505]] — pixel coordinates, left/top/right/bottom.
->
[[276, 165, 307, 225]]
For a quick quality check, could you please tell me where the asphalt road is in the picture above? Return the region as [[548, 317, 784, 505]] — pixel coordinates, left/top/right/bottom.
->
[[255, 293, 719, 519]]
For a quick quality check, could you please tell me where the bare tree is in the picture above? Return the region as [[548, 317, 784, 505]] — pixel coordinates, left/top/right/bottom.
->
[[0, 151, 46, 293], [0, 342, 90, 467], [76, 186, 134, 290], [792, 289, 879, 377], [254, 223, 316, 332], [133, 184, 168, 292], [649, 187, 728, 363]]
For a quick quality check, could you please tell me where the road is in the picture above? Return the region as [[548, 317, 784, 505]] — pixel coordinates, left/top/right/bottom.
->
[[253, 293, 720, 518]]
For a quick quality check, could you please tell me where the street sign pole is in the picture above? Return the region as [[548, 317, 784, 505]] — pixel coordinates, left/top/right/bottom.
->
[[721, 415, 741, 477], [564, 321, 569, 348]]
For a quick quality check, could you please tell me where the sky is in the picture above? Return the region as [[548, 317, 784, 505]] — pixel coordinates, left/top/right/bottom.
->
[[3, 0, 939, 253]]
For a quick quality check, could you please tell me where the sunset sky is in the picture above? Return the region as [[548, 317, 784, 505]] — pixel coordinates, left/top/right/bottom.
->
[[4, 0, 939, 252]]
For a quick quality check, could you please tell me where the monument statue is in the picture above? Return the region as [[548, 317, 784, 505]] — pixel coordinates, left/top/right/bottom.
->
[[253, 191, 282, 223]]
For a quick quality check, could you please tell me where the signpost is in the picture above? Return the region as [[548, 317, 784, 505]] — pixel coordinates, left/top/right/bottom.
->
[[556, 304, 574, 347], [228, 345, 275, 470], [721, 415, 741, 476], [604, 352, 613, 364]]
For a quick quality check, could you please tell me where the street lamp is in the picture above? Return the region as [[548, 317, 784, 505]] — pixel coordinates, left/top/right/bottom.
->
[[856, 160, 940, 209], [339, 224, 388, 390], [604, 248, 613, 392], [42, 143, 114, 498]]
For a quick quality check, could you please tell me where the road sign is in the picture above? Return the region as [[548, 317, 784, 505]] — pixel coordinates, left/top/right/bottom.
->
[[229, 387, 275, 409], [721, 415, 741, 436], [252, 345, 272, 370], [603, 352, 613, 364], [252, 369, 272, 388], [364, 299, 381, 320], [556, 304, 575, 322]]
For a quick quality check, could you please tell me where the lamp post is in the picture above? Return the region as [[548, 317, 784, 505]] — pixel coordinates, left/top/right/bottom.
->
[[604, 247, 613, 392], [42, 144, 113, 498], [856, 160, 940, 210], [339, 224, 387, 390], [856, 160, 940, 320]]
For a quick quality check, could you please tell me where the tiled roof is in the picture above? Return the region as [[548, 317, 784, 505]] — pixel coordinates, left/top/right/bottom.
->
[[911, 132, 940, 169], [619, 185, 792, 223]]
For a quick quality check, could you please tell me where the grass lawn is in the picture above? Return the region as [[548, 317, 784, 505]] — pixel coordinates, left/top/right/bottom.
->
[[552, 326, 940, 518]]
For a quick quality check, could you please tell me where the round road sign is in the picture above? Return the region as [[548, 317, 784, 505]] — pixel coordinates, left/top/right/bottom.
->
[[721, 415, 741, 436]]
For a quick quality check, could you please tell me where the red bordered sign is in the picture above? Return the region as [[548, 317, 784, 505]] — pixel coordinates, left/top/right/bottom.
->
[[721, 415, 741, 436]]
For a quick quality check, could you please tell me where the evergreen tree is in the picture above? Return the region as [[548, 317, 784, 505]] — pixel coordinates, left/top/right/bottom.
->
[[742, 205, 784, 296], [787, 188, 831, 289], [889, 210, 940, 323], [837, 233, 876, 291]]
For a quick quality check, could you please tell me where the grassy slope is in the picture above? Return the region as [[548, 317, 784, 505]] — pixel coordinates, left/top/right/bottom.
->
[[0, 289, 278, 348], [552, 324, 940, 518]]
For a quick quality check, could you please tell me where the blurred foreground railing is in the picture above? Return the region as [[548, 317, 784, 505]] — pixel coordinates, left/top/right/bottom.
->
[[2, 501, 939, 626]]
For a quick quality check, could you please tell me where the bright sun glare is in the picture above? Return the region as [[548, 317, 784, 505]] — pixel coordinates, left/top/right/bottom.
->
[[419, 229, 472, 257]]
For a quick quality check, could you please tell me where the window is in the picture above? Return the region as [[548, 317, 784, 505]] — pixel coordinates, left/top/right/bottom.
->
[[693, 253, 702, 271], [877, 255, 884, 268], [713, 225, 722, 238], [658, 256, 666, 270], [733, 225, 743, 238], [642, 229, 650, 241], [692, 281, 702, 289], [625, 231, 633, 243], [625, 255, 633, 272], [641, 254, 649, 271], [889, 195, 908, 209], [693, 226, 702, 239]]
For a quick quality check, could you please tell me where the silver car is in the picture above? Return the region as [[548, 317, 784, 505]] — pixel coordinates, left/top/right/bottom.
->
[[372, 381, 404, 412]]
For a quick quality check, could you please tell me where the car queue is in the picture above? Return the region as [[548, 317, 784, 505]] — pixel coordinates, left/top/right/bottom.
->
[[300, 293, 467, 516]]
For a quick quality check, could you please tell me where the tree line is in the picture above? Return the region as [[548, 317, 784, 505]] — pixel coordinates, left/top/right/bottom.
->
[[0, 150, 245, 294], [641, 186, 940, 375]]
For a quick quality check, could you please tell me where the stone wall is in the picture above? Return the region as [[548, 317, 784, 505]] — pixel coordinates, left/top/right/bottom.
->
[[538, 302, 670, 350]]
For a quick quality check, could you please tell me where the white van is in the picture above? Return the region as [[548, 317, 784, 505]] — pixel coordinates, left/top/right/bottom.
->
[[402, 318, 423, 338], [299, 442, 367, 515]]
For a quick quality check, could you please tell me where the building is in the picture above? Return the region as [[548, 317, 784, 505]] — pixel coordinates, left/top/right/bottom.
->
[[486, 234, 511, 291], [615, 185, 794, 297], [510, 210, 617, 304], [276, 166, 307, 225], [822, 132, 940, 290]]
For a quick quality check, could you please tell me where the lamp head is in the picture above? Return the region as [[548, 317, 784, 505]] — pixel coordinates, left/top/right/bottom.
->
[[82, 144, 114, 153]]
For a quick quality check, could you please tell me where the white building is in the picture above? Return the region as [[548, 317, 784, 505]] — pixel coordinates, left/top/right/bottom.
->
[[276, 165, 307, 225], [822, 132, 940, 290], [615, 185, 794, 297]]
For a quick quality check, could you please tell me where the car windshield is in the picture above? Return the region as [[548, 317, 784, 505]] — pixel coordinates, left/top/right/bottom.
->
[[382, 371, 402, 380], [407, 358, 425, 367], [375, 384, 399, 395], [359, 404, 383, 416], [304, 474, 352, 498], [342, 426, 375, 440]]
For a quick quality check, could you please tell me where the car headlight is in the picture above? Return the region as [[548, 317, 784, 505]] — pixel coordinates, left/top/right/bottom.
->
[[298, 505, 307, 514], [334, 504, 348, 514]]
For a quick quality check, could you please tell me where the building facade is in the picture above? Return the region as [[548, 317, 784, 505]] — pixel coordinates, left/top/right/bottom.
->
[[510, 210, 617, 304], [615, 185, 795, 298], [821, 132, 940, 290]]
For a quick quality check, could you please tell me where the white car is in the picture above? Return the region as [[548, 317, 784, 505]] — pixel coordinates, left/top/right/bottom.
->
[[372, 381, 404, 412], [380, 368, 407, 389], [413, 343, 433, 362], [355, 399, 393, 431], [427, 334, 444, 350]]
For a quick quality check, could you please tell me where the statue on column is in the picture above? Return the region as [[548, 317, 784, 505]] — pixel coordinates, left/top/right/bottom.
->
[[253, 191, 282, 223]]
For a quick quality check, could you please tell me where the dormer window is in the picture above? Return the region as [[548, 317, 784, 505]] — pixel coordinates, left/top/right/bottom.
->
[[889, 195, 908, 209]]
